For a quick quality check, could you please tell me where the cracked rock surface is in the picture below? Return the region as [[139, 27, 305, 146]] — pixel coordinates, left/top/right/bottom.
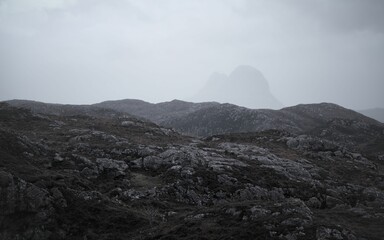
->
[[1, 102, 384, 240]]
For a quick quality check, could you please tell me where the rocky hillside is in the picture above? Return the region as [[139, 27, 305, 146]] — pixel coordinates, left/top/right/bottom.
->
[[6, 99, 133, 119], [9, 99, 384, 154], [94, 99, 384, 153], [160, 102, 381, 136], [1, 101, 384, 239]]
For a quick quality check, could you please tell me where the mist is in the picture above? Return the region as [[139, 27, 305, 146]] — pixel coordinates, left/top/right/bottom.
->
[[1, 0, 383, 110]]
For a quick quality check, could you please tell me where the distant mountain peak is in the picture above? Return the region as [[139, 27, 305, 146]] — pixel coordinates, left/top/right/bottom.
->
[[229, 65, 269, 89], [210, 72, 227, 79], [192, 65, 283, 109]]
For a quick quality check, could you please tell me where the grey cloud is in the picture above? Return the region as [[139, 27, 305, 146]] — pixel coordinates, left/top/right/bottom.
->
[[237, 0, 384, 34], [0, 0, 383, 109], [280, 0, 384, 33]]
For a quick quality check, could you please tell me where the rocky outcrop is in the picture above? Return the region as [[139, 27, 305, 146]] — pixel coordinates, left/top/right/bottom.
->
[[0, 171, 54, 240], [1, 102, 383, 239]]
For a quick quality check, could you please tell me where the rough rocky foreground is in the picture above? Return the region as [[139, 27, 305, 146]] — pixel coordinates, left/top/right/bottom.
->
[[1, 102, 384, 240]]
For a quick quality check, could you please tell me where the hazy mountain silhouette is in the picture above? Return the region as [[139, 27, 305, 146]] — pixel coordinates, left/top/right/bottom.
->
[[192, 65, 283, 109]]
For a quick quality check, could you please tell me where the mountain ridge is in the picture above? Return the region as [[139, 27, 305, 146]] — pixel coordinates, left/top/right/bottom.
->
[[7, 98, 383, 154]]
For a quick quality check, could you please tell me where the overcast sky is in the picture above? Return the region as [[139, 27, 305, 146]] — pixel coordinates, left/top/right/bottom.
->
[[1, 0, 383, 109]]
